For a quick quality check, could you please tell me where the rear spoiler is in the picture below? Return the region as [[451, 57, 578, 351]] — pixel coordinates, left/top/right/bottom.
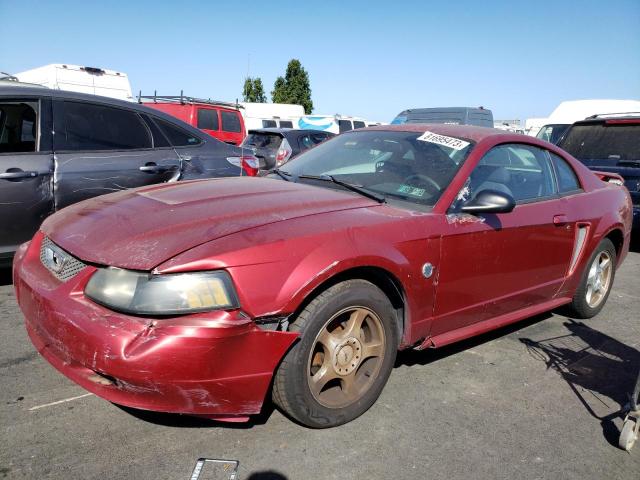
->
[[592, 170, 625, 186]]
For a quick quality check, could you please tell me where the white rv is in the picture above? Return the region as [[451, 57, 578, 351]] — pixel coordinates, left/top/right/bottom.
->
[[297, 115, 372, 134], [240, 102, 305, 130], [528, 99, 640, 143], [14, 64, 133, 101]]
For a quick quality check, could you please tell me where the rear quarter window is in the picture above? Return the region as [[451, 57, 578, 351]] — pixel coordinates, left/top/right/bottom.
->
[[550, 152, 581, 192], [153, 117, 202, 147]]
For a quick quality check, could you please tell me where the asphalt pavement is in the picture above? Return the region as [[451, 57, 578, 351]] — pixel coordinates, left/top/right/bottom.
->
[[1, 252, 639, 480]]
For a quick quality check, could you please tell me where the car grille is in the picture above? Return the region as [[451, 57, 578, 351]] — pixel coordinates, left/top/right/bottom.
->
[[40, 237, 87, 281]]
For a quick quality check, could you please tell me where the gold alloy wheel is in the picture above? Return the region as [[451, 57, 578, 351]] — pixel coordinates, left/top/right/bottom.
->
[[307, 306, 386, 408], [585, 250, 613, 308]]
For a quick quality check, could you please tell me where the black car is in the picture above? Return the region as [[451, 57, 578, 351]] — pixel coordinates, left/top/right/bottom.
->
[[557, 113, 640, 233], [240, 128, 334, 171], [0, 85, 255, 264]]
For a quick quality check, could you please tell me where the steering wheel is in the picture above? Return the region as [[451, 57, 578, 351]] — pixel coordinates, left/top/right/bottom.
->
[[402, 174, 441, 193]]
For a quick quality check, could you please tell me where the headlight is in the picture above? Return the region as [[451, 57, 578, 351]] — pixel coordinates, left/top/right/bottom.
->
[[85, 268, 239, 315]]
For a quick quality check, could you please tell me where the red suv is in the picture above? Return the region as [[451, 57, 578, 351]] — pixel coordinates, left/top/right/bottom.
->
[[140, 94, 246, 145]]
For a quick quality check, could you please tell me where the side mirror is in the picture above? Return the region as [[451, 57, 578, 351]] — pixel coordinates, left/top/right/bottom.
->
[[461, 189, 516, 214]]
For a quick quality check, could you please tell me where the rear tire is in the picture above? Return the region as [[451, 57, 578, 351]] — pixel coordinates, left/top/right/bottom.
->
[[272, 280, 398, 428], [565, 238, 616, 319]]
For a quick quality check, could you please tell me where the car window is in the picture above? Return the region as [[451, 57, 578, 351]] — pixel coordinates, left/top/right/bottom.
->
[[140, 114, 170, 148], [0, 101, 39, 153], [197, 108, 219, 131], [262, 120, 277, 128], [558, 122, 640, 161], [338, 120, 353, 133], [353, 121, 366, 129], [299, 135, 314, 150], [279, 120, 293, 128], [153, 117, 202, 147], [221, 111, 242, 133], [536, 124, 569, 144], [61, 101, 151, 151], [549, 152, 581, 193], [283, 130, 474, 207], [242, 132, 282, 149], [310, 133, 330, 145], [468, 144, 556, 203]]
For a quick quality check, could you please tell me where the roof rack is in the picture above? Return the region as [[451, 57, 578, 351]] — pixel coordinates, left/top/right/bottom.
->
[[137, 90, 240, 109], [586, 111, 640, 119]]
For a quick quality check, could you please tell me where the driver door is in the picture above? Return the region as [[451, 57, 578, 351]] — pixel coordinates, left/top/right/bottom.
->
[[431, 143, 575, 336]]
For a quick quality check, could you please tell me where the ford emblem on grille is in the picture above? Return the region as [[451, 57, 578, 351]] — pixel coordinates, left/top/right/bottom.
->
[[44, 245, 69, 273]]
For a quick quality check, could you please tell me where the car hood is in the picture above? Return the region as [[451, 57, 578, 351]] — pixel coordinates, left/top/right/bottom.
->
[[42, 177, 377, 270]]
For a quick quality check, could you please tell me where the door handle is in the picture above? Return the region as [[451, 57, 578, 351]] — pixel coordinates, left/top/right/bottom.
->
[[0, 170, 38, 180], [139, 163, 177, 173], [553, 214, 569, 226]]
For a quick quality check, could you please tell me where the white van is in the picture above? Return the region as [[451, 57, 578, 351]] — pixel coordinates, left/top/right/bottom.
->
[[297, 115, 371, 134], [528, 99, 640, 143], [14, 64, 133, 101], [240, 102, 305, 130]]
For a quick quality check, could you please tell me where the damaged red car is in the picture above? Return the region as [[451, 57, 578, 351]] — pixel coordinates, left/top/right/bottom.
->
[[14, 125, 633, 428]]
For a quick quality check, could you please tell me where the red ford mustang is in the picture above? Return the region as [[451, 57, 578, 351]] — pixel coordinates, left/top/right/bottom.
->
[[14, 125, 632, 428]]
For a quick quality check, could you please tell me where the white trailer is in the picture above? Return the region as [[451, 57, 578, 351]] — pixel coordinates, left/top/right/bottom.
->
[[297, 114, 373, 134], [527, 99, 640, 142], [14, 64, 133, 101], [240, 102, 305, 130]]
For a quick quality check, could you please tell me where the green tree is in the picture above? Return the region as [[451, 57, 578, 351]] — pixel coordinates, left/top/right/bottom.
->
[[242, 77, 267, 103], [242, 77, 254, 102], [252, 78, 266, 103], [271, 76, 287, 104], [271, 59, 313, 113]]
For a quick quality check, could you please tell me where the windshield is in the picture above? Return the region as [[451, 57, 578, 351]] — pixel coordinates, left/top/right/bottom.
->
[[559, 122, 640, 161], [536, 124, 569, 144], [242, 132, 283, 149], [280, 130, 474, 207]]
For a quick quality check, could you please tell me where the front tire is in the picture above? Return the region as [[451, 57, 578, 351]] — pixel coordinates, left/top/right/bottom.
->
[[565, 238, 616, 319], [272, 280, 398, 428]]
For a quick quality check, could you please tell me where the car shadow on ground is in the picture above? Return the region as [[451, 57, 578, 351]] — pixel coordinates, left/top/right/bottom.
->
[[520, 320, 640, 448]]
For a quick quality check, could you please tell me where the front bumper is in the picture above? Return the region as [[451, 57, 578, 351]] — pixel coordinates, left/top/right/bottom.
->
[[13, 233, 298, 419]]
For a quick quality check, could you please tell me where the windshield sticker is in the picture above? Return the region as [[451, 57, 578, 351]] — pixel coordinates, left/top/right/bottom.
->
[[417, 131, 470, 151], [397, 185, 426, 197]]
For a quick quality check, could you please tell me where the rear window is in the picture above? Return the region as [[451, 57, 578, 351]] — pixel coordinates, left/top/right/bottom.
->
[[353, 121, 366, 129], [221, 111, 242, 133], [61, 101, 151, 151], [197, 109, 219, 131], [242, 132, 282, 149], [559, 122, 640, 161], [153, 117, 201, 147]]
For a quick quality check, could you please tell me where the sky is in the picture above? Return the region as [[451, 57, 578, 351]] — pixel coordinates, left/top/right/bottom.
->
[[1, 0, 639, 123]]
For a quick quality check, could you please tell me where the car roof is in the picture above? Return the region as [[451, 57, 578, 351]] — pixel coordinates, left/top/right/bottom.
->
[[572, 113, 640, 125], [0, 85, 212, 139], [249, 128, 330, 136], [364, 123, 511, 143]]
